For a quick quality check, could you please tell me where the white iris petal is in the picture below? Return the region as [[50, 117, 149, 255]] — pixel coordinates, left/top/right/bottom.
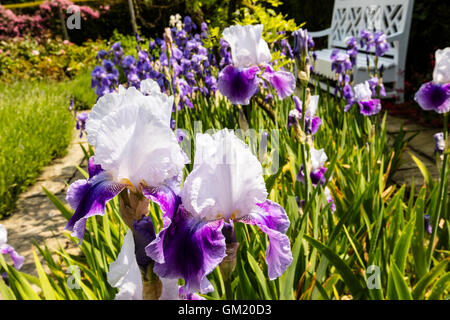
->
[[181, 129, 268, 221], [433, 47, 450, 84], [85, 85, 185, 189], [222, 24, 272, 68], [107, 230, 143, 300]]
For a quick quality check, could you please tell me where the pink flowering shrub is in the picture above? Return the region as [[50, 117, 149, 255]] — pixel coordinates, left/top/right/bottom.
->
[[0, 0, 101, 41]]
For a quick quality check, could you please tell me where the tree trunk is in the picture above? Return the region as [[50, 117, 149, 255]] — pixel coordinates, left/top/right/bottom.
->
[[58, 6, 69, 41], [128, 0, 138, 35]]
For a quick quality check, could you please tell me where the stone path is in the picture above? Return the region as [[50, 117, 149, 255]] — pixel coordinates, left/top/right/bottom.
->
[[0, 112, 446, 278], [386, 114, 448, 193], [1, 123, 88, 276]]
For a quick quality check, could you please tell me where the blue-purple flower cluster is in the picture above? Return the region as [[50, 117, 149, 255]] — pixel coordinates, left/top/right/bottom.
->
[[92, 16, 219, 111], [327, 31, 389, 115]]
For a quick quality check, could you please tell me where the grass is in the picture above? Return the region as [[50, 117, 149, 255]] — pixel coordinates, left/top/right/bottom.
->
[[0, 71, 95, 219]]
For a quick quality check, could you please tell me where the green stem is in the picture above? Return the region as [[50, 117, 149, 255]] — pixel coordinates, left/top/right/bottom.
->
[[224, 279, 233, 300], [428, 113, 448, 267], [300, 86, 311, 204]]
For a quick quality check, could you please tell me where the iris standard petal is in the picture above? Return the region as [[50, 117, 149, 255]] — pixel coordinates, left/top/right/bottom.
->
[[433, 47, 450, 84], [222, 24, 272, 68], [239, 200, 292, 280], [181, 129, 268, 221], [217, 65, 260, 105], [86, 85, 174, 146], [145, 206, 226, 294], [93, 104, 187, 188], [65, 171, 126, 243]]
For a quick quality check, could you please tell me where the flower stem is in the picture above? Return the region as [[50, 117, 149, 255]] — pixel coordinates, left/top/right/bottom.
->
[[428, 113, 448, 267]]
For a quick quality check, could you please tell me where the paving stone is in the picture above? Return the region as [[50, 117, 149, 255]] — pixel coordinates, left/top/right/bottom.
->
[[385, 115, 425, 133], [397, 148, 437, 171], [406, 129, 441, 161]]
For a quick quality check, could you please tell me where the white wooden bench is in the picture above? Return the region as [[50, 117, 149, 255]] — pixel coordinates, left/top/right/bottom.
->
[[310, 0, 415, 103]]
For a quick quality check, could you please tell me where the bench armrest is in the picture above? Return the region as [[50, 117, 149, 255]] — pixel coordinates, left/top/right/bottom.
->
[[386, 32, 403, 42], [309, 28, 332, 38]]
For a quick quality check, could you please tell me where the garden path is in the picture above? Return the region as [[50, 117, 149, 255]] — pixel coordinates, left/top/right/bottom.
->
[[1, 116, 89, 276], [387, 115, 446, 192], [0, 112, 446, 277]]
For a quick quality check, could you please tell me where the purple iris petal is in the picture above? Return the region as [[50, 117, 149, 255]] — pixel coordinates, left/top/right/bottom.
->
[[239, 200, 292, 279], [310, 167, 327, 185], [263, 70, 296, 100], [358, 99, 382, 116], [145, 205, 226, 294], [217, 65, 260, 105], [141, 185, 180, 219], [297, 165, 327, 186], [0, 244, 25, 269], [65, 171, 125, 243], [424, 215, 432, 235], [88, 157, 102, 178], [133, 215, 156, 270], [414, 82, 450, 114], [310, 116, 322, 135]]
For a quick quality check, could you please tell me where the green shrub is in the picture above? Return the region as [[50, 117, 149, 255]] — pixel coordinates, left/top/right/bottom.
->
[[0, 36, 107, 82]]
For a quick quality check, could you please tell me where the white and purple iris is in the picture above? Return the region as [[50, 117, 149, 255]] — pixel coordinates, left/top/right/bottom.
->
[[297, 146, 328, 186], [143, 129, 293, 294], [415, 48, 450, 114], [217, 24, 296, 105], [0, 224, 25, 270], [65, 79, 188, 243], [352, 81, 382, 116], [288, 95, 322, 135]]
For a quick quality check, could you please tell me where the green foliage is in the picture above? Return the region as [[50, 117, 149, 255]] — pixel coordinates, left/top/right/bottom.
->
[[0, 75, 92, 218], [0, 36, 107, 82], [235, 0, 301, 44]]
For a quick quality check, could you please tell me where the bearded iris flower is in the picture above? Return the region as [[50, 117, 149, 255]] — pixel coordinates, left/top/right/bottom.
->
[[217, 24, 295, 105], [353, 81, 382, 116], [297, 147, 328, 186], [143, 129, 293, 294], [65, 79, 188, 243], [288, 95, 321, 135], [415, 48, 450, 114]]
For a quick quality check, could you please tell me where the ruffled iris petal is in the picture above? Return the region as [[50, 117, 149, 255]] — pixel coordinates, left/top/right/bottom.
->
[[238, 200, 292, 280], [358, 99, 382, 116], [145, 206, 226, 294], [414, 82, 450, 114], [263, 70, 296, 100], [0, 244, 25, 270], [217, 65, 260, 105], [65, 171, 126, 243], [310, 116, 322, 135]]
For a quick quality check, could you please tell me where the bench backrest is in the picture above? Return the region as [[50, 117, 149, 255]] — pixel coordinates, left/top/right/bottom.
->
[[328, 0, 414, 61]]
